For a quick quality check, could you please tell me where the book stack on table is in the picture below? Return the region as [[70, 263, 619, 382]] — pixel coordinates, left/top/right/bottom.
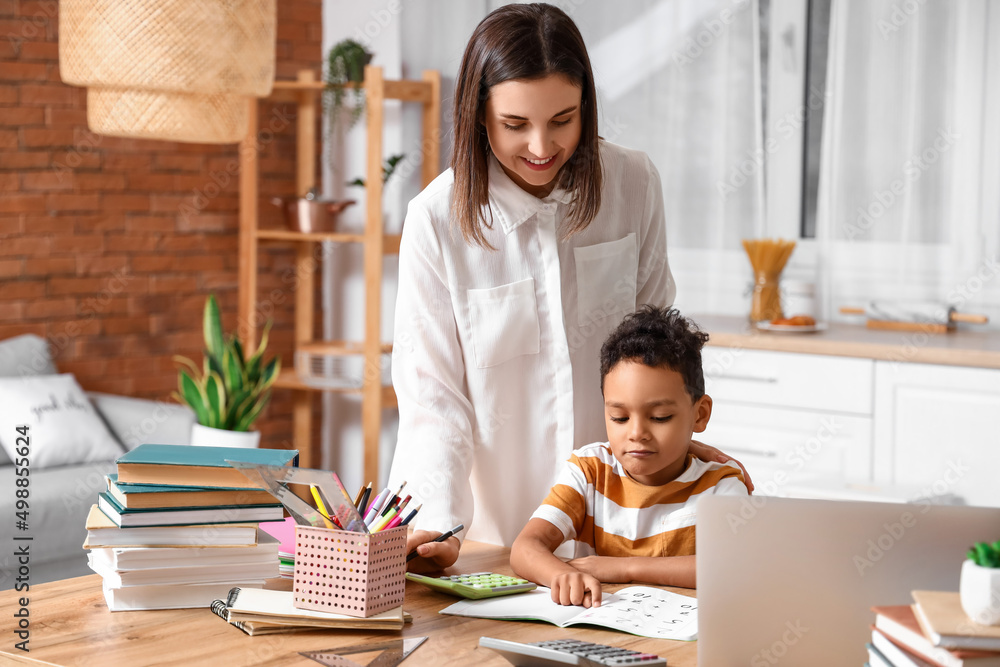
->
[[867, 591, 1000, 667], [83, 444, 296, 611]]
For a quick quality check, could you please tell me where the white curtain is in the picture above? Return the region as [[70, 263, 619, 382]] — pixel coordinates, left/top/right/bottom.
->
[[816, 0, 1000, 324]]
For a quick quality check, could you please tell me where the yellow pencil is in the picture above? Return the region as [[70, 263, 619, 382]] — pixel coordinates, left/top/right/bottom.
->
[[310, 485, 334, 529]]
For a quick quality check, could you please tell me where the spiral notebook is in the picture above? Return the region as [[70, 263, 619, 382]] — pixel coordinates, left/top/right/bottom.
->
[[210, 587, 409, 636]]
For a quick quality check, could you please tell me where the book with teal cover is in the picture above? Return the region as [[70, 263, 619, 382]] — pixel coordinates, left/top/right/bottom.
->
[[97, 492, 284, 528], [115, 444, 298, 489]]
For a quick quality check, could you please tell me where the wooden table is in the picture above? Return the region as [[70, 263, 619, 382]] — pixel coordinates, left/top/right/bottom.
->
[[0, 541, 697, 666]]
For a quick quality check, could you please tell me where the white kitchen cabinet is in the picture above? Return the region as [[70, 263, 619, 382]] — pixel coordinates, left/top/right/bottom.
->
[[701, 348, 875, 495], [873, 361, 1000, 507]]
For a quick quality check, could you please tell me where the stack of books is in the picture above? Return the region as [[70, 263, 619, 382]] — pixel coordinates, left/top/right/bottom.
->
[[868, 591, 1000, 667], [83, 444, 297, 611]]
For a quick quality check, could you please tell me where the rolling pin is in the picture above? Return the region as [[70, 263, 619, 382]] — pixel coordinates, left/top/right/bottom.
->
[[840, 301, 988, 332]]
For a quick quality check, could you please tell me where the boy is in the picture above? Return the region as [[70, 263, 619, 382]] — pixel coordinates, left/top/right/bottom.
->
[[510, 306, 748, 607]]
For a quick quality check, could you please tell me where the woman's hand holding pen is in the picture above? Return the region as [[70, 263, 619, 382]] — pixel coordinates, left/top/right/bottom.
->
[[405, 530, 461, 573]]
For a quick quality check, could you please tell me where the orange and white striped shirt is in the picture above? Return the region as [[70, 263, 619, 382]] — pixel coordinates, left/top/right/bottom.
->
[[530, 443, 748, 557]]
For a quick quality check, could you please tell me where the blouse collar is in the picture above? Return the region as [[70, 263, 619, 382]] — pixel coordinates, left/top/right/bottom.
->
[[484, 155, 575, 236]]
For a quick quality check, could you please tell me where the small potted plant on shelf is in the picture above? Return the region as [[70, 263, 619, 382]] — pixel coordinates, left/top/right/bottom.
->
[[347, 153, 407, 189], [960, 540, 1000, 625], [173, 295, 280, 448], [325, 38, 373, 132]]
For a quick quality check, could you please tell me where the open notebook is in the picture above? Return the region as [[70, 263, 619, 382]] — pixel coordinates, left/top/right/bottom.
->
[[441, 585, 697, 641]]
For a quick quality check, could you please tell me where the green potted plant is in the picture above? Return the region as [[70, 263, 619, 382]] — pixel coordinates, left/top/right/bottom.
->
[[960, 541, 1000, 625], [325, 38, 373, 132], [347, 152, 406, 189], [173, 295, 280, 448]]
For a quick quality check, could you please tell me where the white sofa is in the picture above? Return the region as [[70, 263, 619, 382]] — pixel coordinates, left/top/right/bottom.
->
[[0, 334, 195, 588]]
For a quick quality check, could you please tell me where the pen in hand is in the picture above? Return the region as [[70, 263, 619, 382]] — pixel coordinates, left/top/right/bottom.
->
[[405, 524, 465, 562]]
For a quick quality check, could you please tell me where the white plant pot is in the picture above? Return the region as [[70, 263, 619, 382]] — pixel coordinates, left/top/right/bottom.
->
[[190, 423, 261, 449], [960, 559, 1000, 626]]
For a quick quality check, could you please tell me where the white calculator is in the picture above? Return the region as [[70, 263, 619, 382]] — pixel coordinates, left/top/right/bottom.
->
[[479, 637, 667, 666]]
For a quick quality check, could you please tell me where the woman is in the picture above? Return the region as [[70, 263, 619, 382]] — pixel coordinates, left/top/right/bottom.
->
[[389, 3, 750, 572]]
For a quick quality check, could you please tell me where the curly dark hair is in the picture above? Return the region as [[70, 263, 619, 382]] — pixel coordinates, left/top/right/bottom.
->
[[599, 306, 710, 400]]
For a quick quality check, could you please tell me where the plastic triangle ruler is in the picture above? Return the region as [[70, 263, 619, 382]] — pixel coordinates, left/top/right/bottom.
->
[[300, 636, 428, 666], [225, 460, 368, 532]]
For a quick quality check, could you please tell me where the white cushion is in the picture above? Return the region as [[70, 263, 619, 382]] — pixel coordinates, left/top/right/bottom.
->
[[0, 374, 125, 469]]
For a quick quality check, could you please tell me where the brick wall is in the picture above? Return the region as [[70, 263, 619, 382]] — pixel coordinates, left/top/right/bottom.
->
[[0, 0, 324, 448]]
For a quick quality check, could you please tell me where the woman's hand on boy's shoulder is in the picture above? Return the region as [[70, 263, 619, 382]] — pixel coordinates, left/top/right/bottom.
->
[[689, 439, 755, 493], [405, 530, 461, 573], [568, 555, 632, 583], [550, 570, 602, 608]]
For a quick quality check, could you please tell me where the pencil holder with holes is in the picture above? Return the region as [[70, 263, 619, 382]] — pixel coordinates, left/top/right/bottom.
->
[[292, 524, 407, 618]]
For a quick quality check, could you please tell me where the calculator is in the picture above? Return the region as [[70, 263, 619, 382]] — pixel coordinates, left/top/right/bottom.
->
[[479, 637, 667, 666], [405, 571, 536, 599]]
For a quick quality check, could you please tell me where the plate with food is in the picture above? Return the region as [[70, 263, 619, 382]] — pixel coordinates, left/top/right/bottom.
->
[[756, 315, 827, 333]]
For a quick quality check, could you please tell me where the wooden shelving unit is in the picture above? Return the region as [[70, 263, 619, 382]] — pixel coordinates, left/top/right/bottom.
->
[[238, 66, 440, 479]]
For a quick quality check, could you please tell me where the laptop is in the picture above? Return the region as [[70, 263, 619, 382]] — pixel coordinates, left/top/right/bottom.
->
[[696, 495, 1000, 666]]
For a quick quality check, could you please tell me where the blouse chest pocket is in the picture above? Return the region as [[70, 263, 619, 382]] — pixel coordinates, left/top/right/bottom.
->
[[573, 233, 638, 326], [466, 278, 540, 369]]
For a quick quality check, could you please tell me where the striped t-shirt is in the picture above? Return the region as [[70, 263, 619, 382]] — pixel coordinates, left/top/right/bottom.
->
[[531, 443, 748, 557]]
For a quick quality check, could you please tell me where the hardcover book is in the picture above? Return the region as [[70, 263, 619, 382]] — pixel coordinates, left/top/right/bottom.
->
[[97, 492, 283, 528], [106, 474, 277, 509], [83, 505, 260, 548], [913, 591, 1000, 652], [115, 444, 298, 489], [89, 530, 279, 570], [872, 604, 1000, 667]]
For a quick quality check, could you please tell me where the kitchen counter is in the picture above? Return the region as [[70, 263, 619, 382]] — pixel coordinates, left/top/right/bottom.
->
[[692, 314, 1000, 370]]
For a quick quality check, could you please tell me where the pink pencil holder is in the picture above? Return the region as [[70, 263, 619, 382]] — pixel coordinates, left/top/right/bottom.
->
[[292, 524, 407, 618]]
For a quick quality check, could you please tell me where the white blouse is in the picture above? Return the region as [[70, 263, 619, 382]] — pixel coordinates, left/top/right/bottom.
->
[[388, 141, 675, 547]]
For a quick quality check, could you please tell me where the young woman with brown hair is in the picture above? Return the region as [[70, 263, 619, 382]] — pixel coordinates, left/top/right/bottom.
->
[[389, 3, 750, 572]]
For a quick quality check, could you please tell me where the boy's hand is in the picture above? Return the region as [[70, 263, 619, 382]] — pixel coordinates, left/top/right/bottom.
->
[[550, 571, 602, 608], [405, 530, 460, 573], [568, 555, 632, 583]]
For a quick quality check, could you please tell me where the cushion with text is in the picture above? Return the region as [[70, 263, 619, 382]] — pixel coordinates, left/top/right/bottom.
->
[[0, 373, 125, 469]]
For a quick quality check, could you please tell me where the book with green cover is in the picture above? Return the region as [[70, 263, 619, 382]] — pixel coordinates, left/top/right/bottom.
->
[[106, 474, 277, 509], [97, 492, 284, 528], [115, 444, 298, 489]]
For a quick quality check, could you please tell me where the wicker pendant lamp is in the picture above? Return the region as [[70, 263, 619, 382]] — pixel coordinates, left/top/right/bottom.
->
[[59, 0, 276, 144]]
